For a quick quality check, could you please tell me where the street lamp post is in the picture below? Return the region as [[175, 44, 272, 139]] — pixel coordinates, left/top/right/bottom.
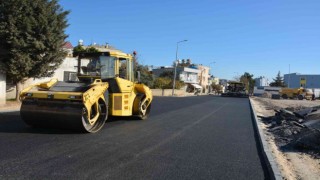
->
[[208, 62, 216, 94], [172, 40, 187, 96]]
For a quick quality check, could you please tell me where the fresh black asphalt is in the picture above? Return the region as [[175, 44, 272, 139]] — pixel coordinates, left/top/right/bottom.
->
[[0, 96, 267, 179]]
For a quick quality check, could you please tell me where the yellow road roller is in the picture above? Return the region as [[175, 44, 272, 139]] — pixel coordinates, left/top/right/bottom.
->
[[19, 48, 153, 133]]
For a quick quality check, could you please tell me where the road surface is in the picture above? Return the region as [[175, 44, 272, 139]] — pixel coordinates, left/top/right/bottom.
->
[[0, 96, 268, 179]]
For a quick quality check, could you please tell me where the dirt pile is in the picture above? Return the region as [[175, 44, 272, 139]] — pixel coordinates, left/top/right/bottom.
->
[[261, 106, 320, 158]]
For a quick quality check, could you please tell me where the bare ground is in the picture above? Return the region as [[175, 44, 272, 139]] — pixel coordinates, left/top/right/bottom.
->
[[0, 101, 21, 111], [251, 97, 320, 180]]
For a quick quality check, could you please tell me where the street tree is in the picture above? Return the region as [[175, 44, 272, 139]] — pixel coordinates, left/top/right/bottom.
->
[[132, 52, 154, 87], [152, 71, 184, 89], [240, 72, 255, 94], [136, 65, 153, 87], [0, 0, 69, 100], [211, 84, 222, 94], [153, 77, 171, 89], [270, 71, 286, 87]]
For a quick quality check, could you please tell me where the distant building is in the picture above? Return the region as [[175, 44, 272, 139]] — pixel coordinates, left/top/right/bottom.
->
[[284, 73, 320, 89], [179, 67, 200, 84], [197, 65, 210, 93], [152, 63, 204, 92], [62, 41, 74, 57], [255, 76, 269, 87], [152, 66, 200, 84]]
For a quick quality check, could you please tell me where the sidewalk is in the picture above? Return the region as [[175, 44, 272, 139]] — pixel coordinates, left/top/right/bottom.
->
[[0, 101, 21, 112]]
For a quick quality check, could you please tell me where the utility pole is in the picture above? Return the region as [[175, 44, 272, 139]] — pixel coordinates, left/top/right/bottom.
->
[[172, 40, 187, 96]]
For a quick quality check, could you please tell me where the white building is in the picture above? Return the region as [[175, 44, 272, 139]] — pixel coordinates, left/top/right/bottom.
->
[[254, 76, 269, 87], [152, 66, 200, 84], [22, 57, 78, 84], [210, 77, 219, 85], [197, 65, 210, 93]]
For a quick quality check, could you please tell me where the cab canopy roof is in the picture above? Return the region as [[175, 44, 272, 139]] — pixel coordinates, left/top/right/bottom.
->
[[73, 46, 132, 59]]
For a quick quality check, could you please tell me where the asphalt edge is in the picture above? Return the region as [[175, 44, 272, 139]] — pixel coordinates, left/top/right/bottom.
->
[[249, 98, 282, 180]]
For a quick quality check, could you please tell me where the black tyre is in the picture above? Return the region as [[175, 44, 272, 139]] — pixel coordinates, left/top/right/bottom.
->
[[298, 95, 304, 100], [81, 99, 108, 133], [282, 94, 288, 99]]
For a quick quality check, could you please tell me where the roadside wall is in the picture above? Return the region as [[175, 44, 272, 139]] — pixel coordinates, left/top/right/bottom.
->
[[253, 86, 281, 96], [151, 89, 194, 96], [0, 73, 6, 105]]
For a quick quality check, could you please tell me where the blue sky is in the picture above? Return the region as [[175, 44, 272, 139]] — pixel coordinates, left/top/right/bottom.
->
[[60, 0, 320, 80]]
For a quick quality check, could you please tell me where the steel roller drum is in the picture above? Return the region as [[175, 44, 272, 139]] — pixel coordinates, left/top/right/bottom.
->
[[20, 99, 86, 131]]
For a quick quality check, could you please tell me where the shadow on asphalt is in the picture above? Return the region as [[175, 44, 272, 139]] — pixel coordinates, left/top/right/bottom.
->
[[0, 96, 230, 134], [0, 111, 142, 134], [0, 111, 80, 134]]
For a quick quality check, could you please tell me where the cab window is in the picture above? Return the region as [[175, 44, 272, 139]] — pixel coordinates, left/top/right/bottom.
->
[[119, 58, 133, 81]]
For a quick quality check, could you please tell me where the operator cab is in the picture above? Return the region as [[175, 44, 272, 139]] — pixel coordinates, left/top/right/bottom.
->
[[75, 51, 134, 83]]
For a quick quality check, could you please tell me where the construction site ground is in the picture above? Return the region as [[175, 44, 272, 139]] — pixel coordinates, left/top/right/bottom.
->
[[251, 97, 320, 180]]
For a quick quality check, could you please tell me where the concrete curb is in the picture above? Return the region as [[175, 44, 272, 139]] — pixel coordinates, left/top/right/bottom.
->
[[0, 109, 20, 113], [0, 105, 20, 113], [0, 101, 21, 113], [249, 98, 282, 180]]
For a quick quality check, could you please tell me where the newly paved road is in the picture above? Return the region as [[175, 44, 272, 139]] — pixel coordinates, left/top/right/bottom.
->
[[0, 96, 268, 179]]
